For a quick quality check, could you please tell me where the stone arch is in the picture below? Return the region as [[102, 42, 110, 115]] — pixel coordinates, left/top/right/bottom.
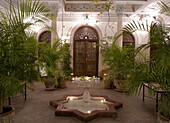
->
[[37, 27, 59, 43], [70, 24, 102, 46]]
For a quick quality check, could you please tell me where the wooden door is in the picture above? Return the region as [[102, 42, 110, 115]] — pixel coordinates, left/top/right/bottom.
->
[[73, 26, 99, 77]]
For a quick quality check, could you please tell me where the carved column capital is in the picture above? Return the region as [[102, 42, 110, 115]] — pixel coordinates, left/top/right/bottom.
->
[[116, 4, 125, 15], [40, 2, 58, 16], [49, 4, 59, 16]]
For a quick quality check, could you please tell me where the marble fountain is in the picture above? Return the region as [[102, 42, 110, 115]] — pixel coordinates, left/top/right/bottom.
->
[[50, 76, 123, 122]]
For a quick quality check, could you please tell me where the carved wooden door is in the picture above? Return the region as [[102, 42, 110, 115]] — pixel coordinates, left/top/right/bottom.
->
[[73, 26, 99, 77]]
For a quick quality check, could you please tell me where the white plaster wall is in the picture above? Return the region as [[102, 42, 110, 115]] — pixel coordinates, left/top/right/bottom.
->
[[54, 20, 151, 75], [36, 18, 154, 76]]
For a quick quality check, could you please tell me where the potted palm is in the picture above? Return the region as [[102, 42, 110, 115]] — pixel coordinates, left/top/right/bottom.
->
[[0, 0, 51, 121], [57, 43, 72, 88], [158, 94, 170, 123], [38, 39, 63, 90], [56, 68, 67, 89], [123, 1, 170, 122], [102, 71, 115, 89], [101, 41, 135, 90]]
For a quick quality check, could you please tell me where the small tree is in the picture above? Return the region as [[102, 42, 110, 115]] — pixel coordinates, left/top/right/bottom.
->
[[101, 41, 135, 89], [123, 1, 170, 119], [0, 0, 51, 114], [60, 43, 72, 80]]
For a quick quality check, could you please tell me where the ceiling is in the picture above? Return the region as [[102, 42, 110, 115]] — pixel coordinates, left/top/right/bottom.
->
[[64, 0, 147, 13], [61, 0, 163, 22], [0, 0, 169, 22]]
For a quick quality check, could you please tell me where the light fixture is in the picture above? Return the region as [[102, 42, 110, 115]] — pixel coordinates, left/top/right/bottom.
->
[[69, 97, 74, 100], [84, 15, 89, 24], [87, 111, 91, 114]]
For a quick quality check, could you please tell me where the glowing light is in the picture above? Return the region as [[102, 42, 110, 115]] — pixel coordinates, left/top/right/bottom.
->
[[69, 97, 74, 100], [87, 111, 91, 114]]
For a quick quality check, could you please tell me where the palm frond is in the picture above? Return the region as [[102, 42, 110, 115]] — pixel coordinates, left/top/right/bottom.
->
[[123, 20, 150, 33], [0, 75, 22, 102], [158, 1, 170, 17]]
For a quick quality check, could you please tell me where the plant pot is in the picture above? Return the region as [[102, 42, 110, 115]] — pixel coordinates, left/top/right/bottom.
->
[[0, 106, 15, 123], [157, 112, 170, 123], [104, 80, 111, 89], [115, 79, 126, 92], [58, 80, 66, 89], [43, 77, 56, 91], [104, 80, 115, 89]]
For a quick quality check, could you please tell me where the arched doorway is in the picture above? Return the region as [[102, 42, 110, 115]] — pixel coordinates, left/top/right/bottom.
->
[[73, 26, 99, 77]]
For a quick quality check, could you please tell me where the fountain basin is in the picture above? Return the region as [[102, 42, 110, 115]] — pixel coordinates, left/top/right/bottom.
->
[[50, 93, 123, 122]]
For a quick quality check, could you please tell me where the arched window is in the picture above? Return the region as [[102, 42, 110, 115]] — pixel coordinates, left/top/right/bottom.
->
[[38, 31, 51, 45], [123, 31, 135, 48]]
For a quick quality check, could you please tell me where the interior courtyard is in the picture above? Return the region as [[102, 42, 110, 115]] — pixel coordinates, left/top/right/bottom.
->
[[0, 0, 170, 123]]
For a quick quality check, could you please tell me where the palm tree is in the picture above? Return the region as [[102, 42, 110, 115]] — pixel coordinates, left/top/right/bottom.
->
[[101, 41, 135, 89], [0, 0, 51, 114], [38, 39, 63, 89], [123, 1, 170, 120]]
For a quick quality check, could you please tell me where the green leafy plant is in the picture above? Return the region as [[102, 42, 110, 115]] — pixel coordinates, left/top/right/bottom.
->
[[123, 1, 170, 119], [159, 94, 170, 119], [60, 43, 72, 80], [38, 39, 72, 89], [0, 0, 51, 114], [38, 39, 63, 86], [101, 41, 135, 89]]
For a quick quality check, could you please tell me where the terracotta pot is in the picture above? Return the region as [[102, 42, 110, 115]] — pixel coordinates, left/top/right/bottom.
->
[[43, 77, 56, 91], [115, 79, 126, 92], [157, 112, 170, 123], [104, 79, 115, 89], [0, 106, 15, 123], [58, 80, 66, 89], [104, 80, 111, 89]]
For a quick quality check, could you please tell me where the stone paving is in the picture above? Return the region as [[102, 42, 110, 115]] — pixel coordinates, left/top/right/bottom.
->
[[11, 81, 158, 123]]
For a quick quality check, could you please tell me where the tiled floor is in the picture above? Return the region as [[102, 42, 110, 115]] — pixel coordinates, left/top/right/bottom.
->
[[11, 81, 158, 123]]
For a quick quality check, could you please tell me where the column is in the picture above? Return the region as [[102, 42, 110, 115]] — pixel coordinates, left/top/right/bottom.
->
[[50, 4, 58, 45], [116, 4, 124, 47], [117, 12, 123, 47]]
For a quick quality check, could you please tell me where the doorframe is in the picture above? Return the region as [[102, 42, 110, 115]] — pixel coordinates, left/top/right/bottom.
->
[[70, 24, 102, 76]]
